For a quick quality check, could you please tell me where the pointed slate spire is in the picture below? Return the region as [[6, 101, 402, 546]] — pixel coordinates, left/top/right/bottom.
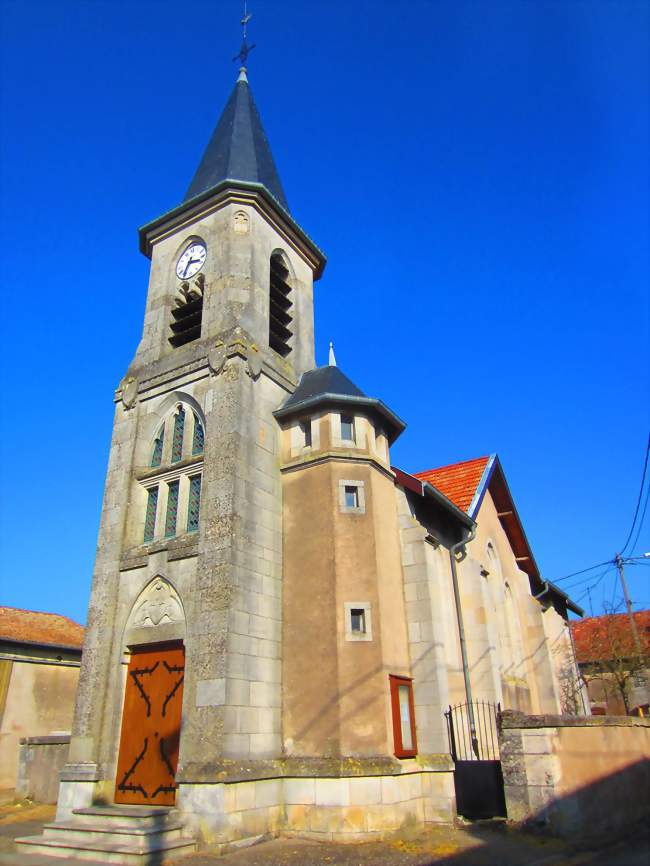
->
[[183, 71, 290, 212], [328, 341, 337, 366]]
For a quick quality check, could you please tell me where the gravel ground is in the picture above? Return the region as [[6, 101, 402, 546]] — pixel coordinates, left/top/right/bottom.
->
[[0, 802, 647, 866]]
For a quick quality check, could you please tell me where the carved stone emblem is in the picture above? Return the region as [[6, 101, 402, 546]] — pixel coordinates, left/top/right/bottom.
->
[[132, 578, 183, 628], [208, 343, 227, 376], [121, 376, 138, 410], [233, 210, 249, 234]]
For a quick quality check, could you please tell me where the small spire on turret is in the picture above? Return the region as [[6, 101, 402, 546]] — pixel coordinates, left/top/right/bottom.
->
[[328, 342, 337, 366]]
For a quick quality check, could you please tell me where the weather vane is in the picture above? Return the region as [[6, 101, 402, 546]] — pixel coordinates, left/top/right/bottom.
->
[[233, 0, 255, 68]]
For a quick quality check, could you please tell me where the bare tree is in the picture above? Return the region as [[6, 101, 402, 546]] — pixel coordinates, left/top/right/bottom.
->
[[573, 605, 650, 715]]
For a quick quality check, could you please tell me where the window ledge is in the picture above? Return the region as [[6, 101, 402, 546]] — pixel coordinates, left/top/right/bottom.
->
[[137, 454, 203, 482], [120, 533, 199, 571]]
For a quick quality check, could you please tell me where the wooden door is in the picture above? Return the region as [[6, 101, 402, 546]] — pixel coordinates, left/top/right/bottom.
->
[[114, 643, 185, 806]]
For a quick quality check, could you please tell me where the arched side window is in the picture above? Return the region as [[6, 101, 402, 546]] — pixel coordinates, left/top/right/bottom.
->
[[150, 424, 164, 468], [171, 406, 185, 463], [169, 240, 205, 348], [192, 412, 204, 456], [269, 251, 293, 357], [142, 402, 204, 545], [504, 582, 526, 680]]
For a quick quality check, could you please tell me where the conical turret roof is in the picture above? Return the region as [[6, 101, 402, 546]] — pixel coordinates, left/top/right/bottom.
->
[[274, 365, 406, 443], [184, 71, 289, 212]]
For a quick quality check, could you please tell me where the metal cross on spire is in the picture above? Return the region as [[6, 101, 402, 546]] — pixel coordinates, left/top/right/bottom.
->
[[233, 0, 256, 69]]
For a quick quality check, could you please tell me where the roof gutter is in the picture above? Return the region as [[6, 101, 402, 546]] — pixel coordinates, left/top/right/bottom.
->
[[532, 580, 584, 618], [422, 481, 475, 529], [275, 393, 406, 444], [139, 179, 327, 278], [392, 467, 474, 528], [0, 637, 83, 653]]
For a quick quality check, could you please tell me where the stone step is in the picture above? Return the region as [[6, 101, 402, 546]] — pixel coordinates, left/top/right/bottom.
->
[[71, 805, 177, 827], [42, 819, 184, 845], [15, 833, 196, 865]]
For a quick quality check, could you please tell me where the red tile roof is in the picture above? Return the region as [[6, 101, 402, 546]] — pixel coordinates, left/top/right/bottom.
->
[[571, 610, 650, 663], [415, 456, 490, 513], [0, 606, 84, 649]]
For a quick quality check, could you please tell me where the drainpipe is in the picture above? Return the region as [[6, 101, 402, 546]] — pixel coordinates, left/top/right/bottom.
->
[[449, 524, 479, 758]]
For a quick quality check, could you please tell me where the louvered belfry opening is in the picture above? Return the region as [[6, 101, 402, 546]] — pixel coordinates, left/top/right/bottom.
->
[[269, 253, 293, 357], [170, 278, 204, 348]]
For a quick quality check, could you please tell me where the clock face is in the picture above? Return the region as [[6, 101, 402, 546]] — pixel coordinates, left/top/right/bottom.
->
[[176, 242, 207, 280]]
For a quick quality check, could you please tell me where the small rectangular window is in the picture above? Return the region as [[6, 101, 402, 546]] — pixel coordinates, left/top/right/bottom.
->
[[389, 675, 417, 758], [300, 420, 312, 448], [187, 475, 202, 533], [165, 480, 179, 538], [143, 486, 158, 543], [344, 602, 372, 641], [340, 414, 355, 442], [350, 608, 366, 634], [344, 485, 359, 509]]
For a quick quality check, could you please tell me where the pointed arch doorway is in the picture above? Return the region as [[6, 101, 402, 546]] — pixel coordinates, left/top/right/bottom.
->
[[114, 642, 185, 805], [114, 578, 186, 806]]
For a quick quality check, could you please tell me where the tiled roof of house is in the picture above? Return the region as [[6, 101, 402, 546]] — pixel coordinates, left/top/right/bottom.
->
[[571, 610, 650, 663], [415, 456, 490, 513], [0, 606, 84, 649]]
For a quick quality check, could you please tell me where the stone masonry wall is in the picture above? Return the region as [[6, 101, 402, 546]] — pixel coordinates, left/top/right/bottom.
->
[[16, 736, 70, 804], [499, 711, 650, 840]]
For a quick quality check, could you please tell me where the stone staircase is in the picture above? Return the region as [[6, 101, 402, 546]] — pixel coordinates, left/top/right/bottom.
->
[[15, 804, 197, 864]]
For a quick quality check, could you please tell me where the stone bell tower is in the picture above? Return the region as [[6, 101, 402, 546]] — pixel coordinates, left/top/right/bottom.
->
[[54, 64, 325, 826]]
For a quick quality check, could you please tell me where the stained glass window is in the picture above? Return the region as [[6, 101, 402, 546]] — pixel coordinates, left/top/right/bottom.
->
[[151, 425, 164, 467], [144, 486, 158, 543], [165, 480, 179, 538], [187, 475, 201, 533], [171, 407, 185, 463], [192, 413, 204, 456]]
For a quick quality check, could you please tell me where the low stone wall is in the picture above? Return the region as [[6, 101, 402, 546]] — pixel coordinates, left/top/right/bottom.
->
[[177, 764, 455, 848], [499, 711, 650, 840], [16, 735, 70, 804]]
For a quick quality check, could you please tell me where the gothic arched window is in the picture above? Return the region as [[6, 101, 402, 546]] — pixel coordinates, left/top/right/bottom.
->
[[171, 406, 185, 463], [192, 412, 204, 456], [142, 403, 204, 544], [269, 251, 293, 357], [150, 424, 164, 468]]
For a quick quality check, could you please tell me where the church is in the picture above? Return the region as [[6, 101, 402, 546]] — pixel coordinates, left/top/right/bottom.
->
[[18, 55, 583, 862]]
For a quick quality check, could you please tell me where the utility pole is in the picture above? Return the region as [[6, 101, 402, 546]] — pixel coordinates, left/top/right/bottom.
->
[[615, 553, 642, 655]]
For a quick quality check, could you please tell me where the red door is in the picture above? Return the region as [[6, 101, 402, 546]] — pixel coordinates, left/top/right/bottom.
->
[[114, 643, 184, 806]]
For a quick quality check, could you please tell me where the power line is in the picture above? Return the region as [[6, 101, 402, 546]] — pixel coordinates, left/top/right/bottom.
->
[[564, 565, 615, 608], [620, 434, 650, 555], [562, 564, 615, 592], [630, 479, 650, 554], [552, 559, 613, 584]]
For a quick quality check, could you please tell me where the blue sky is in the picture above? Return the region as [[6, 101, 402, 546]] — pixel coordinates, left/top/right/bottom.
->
[[0, 0, 648, 624]]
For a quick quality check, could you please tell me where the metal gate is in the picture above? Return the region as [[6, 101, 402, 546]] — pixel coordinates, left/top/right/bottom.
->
[[445, 700, 506, 819]]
